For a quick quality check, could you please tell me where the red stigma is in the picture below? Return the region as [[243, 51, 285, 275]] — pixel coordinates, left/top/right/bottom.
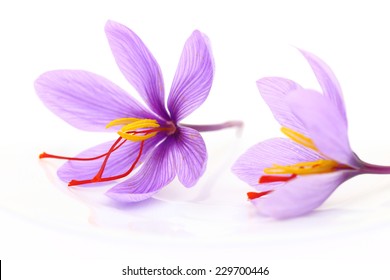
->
[[40, 137, 145, 186], [247, 190, 273, 200], [259, 174, 297, 184], [39, 139, 126, 161], [68, 139, 144, 186], [39, 118, 172, 186]]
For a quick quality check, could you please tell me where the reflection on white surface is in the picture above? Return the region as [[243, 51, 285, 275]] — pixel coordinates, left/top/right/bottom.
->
[[3, 128, 390, 248], [2, 105, 390, 261]]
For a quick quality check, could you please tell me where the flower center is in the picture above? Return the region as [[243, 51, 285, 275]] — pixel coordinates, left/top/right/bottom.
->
[[39, 118, 175, 186], [263, 159, 340, 175], [258, 127, 343, 186], [106, 117, 176, 141]]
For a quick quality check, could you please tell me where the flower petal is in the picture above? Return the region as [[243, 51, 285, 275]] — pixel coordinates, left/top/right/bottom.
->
[[167, 30, 214, 121], [35, 70, 153, 131], [170, 126, 207, 187], [106, 137, 176, 202], [105, 20, 169, 119], [286, 89, 360, 167], [299, 49, 347, 122], [256, 77, 307, 135], [232, 138, 322, 192], [252, 171, 356, 219], [58, 135, 164, 183]]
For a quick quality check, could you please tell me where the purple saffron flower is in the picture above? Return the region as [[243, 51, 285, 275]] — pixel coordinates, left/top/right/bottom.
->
[[36, 20, 241, 202], [232, 49, 390, 219]]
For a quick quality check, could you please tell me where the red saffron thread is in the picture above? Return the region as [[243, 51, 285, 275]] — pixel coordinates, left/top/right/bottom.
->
[[39, 138, 127, 161], [259, 174, 297, 184], [68, 140, 145, 186], [247, 190, 273, 200], [39, 126, 169, 186]]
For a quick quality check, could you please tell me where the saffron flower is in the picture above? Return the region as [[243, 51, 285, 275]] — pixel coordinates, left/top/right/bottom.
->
[[232, 49, 390, 219], [36, 20, 241, 202]]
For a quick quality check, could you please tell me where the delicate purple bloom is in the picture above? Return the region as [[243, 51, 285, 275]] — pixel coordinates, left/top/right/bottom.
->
[[232, 49, 390, 219], [36, 20, 241, 202]]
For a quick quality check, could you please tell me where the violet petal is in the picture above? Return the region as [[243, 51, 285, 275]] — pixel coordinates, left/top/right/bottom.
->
[[299, 49, 347, 123], [256, 77, 307, 135], [167, 30, 214, 122], [232, 138, 322, 192], [106, 137, 175, 202], [286, 89, 360, 167], [252, 171, 356, 219], [35, 70, 154, 131], [105, 20, 170, 120], [170, 126, 207, 188]]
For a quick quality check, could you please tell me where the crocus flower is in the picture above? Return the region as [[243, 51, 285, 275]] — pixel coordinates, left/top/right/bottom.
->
[[232, 49, 390, 219], [36, 20, 241, 202]]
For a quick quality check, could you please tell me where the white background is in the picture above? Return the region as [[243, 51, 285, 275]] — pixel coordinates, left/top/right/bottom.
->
[[1, 0, 390, 278]]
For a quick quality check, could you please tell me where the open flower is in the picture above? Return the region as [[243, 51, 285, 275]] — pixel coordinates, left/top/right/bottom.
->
[[233, 49, 390, 219], [36, 20, 241, 202]]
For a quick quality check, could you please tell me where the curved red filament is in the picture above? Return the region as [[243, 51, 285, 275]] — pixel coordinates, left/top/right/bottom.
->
[[69, 140, 144, 186], [40, 136, 145, 186], [39, 138, 127, 161]]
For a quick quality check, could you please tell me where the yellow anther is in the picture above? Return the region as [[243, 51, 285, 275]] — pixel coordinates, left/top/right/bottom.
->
[[264, 159, 339, 175], [106, 118, 141, 129], [120, 119, 160, 132], [107, 118, 165, 142], [281, 127, 317, 151], [106, 118, 162, 142], [118, 131, 158, 142]]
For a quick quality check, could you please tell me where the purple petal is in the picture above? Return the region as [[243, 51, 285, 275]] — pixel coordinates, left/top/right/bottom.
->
[[232, 138, 322, 192], [106, 137, 176, 202], [35, 70, 153, 131], [105, 20, 169, 120], [252, 171, 356, 219], [58, 135, 164, 183], [167, 30, 214, 121], [286, 89, 360, 167], [299, 49, 347, 122], [256, 77, 307, 135], [170, 126, 207, 187]]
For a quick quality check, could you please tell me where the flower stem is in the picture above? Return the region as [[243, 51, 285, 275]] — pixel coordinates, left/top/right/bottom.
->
[[361, 161, 390, 174], [181, 121, 244, 132]]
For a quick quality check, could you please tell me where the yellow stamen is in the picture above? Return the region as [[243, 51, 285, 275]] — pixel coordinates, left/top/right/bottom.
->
[[260, 127, 345, 179], [120, 119, 160, 132], [107, 118, 163, 142], [281, 127, 317, 151], [106, 118, 141, 129], [118, 131, 158, 142], [264, 159, 339, 175]]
